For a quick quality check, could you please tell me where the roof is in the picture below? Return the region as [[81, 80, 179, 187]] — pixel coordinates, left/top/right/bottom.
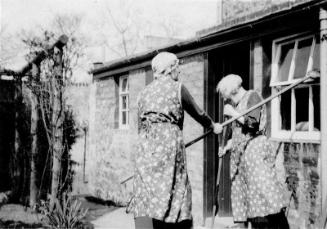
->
[[91, 0, 327, 78]]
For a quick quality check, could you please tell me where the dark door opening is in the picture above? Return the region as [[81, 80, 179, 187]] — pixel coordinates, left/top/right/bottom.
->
[[204, 42, 250, 220], [0, 81, 15, 192]]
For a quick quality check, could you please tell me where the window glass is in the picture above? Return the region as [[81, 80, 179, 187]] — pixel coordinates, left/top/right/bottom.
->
[[122, 96, 127, 109], [278, 42, 295, 82], [294, 38, 312, 79], [122, 78, 128, 92], [122, 111, 127, 125], [295, 87, 309, 131], [313, 85, 320, 131], [313, 42, 320, 71], [280, 90, 291, 130], [271, 34, 320, 140], [119, 76, 129, 128]]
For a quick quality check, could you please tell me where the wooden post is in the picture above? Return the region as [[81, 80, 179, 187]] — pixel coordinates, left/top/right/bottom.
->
[[12, 77, 22, 200], [83, 126, 88, 183], [29, 63, 40, 208], [50, 46, 64, 207], [320, 7, 327, 225]]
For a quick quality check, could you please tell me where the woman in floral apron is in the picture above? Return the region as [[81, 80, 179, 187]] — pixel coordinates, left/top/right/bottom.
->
[[217, 74, 289, 229], [128, 52, 222, 229]]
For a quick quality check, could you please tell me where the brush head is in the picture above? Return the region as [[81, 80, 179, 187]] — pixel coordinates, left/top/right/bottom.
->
[[304, 69, 320, 83], [307, 69, 320, 79]]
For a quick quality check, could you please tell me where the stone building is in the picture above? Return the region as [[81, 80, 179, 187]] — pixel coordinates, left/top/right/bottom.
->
[[87, 0, 327, 228]]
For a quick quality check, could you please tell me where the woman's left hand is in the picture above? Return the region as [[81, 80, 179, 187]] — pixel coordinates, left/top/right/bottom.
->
[[223, 104, 237, 117]]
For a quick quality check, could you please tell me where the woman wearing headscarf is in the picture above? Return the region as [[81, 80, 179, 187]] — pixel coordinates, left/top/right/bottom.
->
[[128, 52, 222, 229], [217, 74, 289, 229]]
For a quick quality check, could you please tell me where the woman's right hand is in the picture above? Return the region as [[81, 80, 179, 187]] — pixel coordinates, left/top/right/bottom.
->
[[218, 139, 232, 157], [223, 104, 236, 117], [218, 146, 227, 158]]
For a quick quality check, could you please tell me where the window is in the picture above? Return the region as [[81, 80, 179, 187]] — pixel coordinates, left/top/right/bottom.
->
[[270, 34, 320, 141], [119, 76, 129, 128]]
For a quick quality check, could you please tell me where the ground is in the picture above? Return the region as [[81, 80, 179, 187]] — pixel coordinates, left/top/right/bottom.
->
[[0, 196, 117, 229], [0, 196, 237, 228]]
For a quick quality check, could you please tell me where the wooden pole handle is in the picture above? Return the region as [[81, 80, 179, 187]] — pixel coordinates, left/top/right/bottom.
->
[[121, 74, 318, 185]]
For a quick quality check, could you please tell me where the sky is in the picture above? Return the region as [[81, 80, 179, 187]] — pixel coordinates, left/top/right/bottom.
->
[[0, 0, 219, 80], [1, 0, 219, 34]]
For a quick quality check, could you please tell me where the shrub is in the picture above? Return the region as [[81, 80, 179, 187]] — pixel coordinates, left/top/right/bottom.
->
[[40, 195, 88, 228]]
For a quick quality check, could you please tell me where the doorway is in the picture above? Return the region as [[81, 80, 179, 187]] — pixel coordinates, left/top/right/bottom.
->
[[204, 41, 250, 219], [0, 80, 15, 192]]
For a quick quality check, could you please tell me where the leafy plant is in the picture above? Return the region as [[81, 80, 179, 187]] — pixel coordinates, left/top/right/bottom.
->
[[40, 195, 88, 228]]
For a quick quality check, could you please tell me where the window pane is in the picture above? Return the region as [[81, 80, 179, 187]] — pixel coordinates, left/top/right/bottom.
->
[[313, 85, 320, 130], [294, 38, 312, 79], [122, 95, 128, 109], [122, 78, 128, 92], [280, 89, 291, 130], [122, 111, 127, 125], [278, 42, 295, 82], [313, 41, 320, 71], [295, 87, 309, 131]]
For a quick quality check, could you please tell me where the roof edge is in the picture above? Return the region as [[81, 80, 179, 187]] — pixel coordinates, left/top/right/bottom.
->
[[91, 0, 327, 77]]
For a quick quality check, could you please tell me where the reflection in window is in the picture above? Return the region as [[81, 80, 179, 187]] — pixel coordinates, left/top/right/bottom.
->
[[295, 87, 309, 131], [278, 42, 294, 82], [280, 90, 291, 130], [294, 39, 312, 79]]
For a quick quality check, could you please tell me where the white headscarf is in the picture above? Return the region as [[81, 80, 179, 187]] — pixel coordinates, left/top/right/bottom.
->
[[151, 52, 179, 79], [216, 74, 243, 98]]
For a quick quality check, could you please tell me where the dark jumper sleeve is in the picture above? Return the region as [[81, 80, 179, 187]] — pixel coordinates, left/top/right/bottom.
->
[[181, 84, 214, 129], [243, 91, 262, 134]]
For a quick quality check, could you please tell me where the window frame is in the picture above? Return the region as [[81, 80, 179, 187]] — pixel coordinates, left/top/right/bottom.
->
[[270, 33, 320, 142], [119, 76, 129, 129]]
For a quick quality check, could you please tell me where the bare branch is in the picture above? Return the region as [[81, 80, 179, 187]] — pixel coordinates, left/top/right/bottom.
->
[[38, 93, 52, 144]]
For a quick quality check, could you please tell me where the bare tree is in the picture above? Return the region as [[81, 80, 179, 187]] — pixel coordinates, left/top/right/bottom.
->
[[0, 25, 26, 68], [98, 0, 144, 58], [21, 13, 85, 207], [95, 0, 186, 60]]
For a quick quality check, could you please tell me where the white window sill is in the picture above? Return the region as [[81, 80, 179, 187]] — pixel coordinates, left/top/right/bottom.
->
[[270, 130, 320, 144], [119, 125, 130, 130]]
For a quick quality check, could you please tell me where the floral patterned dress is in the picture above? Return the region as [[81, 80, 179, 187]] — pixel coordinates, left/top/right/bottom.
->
[[128, 76, 191, 223], [230, 90, 287, 222]]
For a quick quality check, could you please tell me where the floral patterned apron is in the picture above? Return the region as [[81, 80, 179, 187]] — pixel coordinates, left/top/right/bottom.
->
[[128, 76, 192, 223]]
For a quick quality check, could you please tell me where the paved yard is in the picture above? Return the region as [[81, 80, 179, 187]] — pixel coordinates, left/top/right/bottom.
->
[[91, 207, 237, 229]]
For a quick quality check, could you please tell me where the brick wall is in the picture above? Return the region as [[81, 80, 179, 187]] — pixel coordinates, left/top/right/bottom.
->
[[278, 142, 320, 229], [179, 54, 206, 225], [87, 70, 146, 204], [221, 0, 310, 23]]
